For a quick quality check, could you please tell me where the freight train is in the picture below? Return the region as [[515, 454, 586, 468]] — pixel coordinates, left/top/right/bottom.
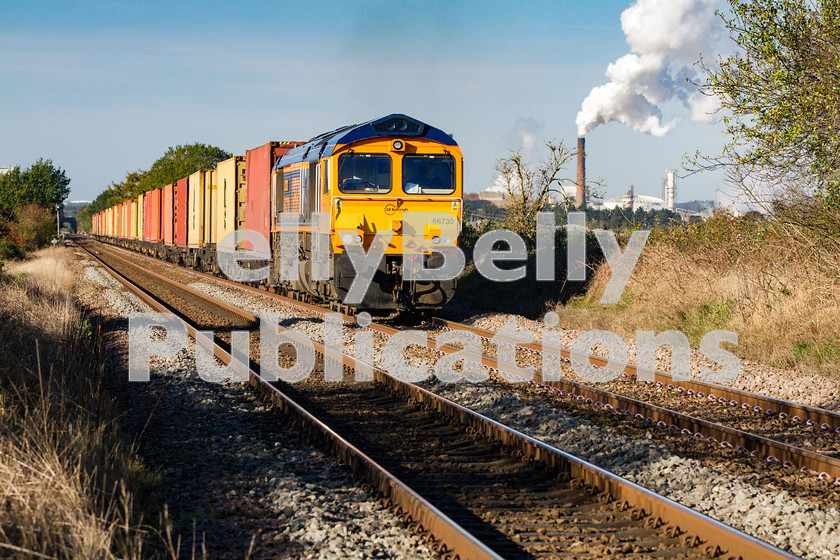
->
[[91, 114, 463, 313]]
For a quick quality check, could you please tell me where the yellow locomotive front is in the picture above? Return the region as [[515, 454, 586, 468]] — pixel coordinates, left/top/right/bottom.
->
[[270, 114, 463, 312]]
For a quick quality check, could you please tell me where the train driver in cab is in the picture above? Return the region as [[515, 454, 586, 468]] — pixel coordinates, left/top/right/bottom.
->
[[340, 157, 383, 193], [404, 158, 451, 194]]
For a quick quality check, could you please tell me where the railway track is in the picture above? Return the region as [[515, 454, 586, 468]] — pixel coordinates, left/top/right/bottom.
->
[[86, 238, 840, 437], [429, 318, 840, 438], [424, 319, 840, 479], [77, 238, 796, 559], [86, 239, 840, 484], [86, 244, 256, 330]]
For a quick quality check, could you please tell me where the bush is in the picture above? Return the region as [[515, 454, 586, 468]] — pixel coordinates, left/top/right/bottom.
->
[[0, 239, 24, 261], [9, 204, 56, 251], [449, 227, 604, 318], [460, 220, 499, 250]]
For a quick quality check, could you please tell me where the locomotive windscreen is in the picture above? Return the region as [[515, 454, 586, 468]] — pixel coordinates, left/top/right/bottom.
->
[[338, 154, 392, 194], [402, 155, 455, 195]]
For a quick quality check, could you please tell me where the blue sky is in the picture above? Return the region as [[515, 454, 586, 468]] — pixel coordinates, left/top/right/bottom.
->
[[2, 0, 728, 203]]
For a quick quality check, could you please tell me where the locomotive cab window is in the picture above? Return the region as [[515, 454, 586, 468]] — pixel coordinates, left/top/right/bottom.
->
[[402, 155, 455, 194], [338, 154, 391, 194]]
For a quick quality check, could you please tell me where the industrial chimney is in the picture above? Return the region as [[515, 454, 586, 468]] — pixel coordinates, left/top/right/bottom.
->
[[664, 169, 676, 211], [576, 137, 586, 208], [624, 185, 634, 210]]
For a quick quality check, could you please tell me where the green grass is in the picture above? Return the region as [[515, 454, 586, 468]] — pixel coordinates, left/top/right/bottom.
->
[[792, 341, 840, 367], [659, 299, 734, 344]]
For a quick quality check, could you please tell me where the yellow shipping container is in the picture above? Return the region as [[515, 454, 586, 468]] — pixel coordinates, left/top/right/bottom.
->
[[137, 193, 145, 242], [215, 156, 246, 246], [203, 169, 217, 247], [130, 199, 138, 240], [187, 169, 212, 248]]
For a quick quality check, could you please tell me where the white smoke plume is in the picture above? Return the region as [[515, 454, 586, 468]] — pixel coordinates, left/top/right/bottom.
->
[[487, 118, 545, 193], [576, 0, 725, 137], [506, 117, 544, 162]]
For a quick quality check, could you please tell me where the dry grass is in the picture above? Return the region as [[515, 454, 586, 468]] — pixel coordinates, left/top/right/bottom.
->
[[0, 247, 147, 559], [5, 246, 76, 292], [553, 213, 840, 377]]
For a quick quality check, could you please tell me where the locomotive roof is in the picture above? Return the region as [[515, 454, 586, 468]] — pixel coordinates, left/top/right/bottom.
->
[[273, 114, 457, 170]]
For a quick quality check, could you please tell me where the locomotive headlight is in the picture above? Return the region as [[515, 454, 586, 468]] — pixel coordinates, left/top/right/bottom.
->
[[432, 236, 441, 244], [353, 234, 363, 244], [392, 140, 404, 151], [424, 224, 442, 240]]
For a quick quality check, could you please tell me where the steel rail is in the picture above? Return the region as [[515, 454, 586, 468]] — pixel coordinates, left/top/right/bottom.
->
[[79, 240, 797, 559], [426, 318, 840, 480], [376, 372, 798, 560], [79, 241, 503, 560], [94, 240, 362, 321], [89, 245, 258, 325], [431, 317, 840, 432]]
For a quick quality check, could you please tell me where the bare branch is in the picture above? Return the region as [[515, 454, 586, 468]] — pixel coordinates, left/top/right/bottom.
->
[[495, 140, 577, 243]]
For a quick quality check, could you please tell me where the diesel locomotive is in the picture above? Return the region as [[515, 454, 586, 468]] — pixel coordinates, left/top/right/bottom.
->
[[92, 114, 463, 312]]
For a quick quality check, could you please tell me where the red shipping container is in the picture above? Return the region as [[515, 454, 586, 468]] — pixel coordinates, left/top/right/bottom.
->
[[175, 177, 188, 247], [143, 193, 151, 241], [149, 188, 161, 242], [245, 141, 303, 247], [156, 188, 163, 241], [163, 183, 174, 246]]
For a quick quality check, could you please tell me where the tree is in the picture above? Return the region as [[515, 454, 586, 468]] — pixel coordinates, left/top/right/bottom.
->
[[77, 143, 230, 232], [76, 169, 150, 232], [697, 0, 840, 206], [0, 159, 70, 234], [9, 205, 56, 251], [495, 140, 577, 244], [142, 143, 232, 191], [21, 158, 71, 207], [0, 167, 23, 230]]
